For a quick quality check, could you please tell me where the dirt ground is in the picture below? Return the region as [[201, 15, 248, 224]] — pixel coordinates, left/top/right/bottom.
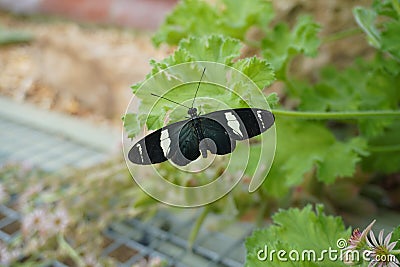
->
[[0, 11, 168, 126], [0, 0, 372, 126]]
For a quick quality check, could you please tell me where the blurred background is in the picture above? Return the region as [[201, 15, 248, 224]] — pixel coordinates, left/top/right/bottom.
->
[[0, 0, 372, 125], [0, 0, 178, 125]]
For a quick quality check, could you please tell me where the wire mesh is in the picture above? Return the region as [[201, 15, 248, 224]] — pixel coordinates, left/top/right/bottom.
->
[[0, 104, 251, 266]]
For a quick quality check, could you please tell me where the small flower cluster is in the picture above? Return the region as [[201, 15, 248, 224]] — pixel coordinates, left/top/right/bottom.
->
[[22, 206, 70, 239], [0, 241, 22, 266], [133, 257, 167, 267], [343, 220, 400, 267], [0, 160, 152, 266]]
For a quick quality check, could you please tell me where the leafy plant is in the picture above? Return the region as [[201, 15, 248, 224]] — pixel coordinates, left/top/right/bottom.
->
[[122, 0, 400, 254], [152, 0, 274, 47], [245, 205, 400, 266], [245, 205, 351, 267], [125, 0, 400, 212]]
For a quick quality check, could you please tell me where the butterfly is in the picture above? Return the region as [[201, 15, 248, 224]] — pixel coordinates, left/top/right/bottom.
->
[[128, 68, 275, 166]]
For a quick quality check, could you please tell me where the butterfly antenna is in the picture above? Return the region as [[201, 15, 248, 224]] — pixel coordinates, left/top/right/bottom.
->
[[150, 93, 191, 109], [191, 67, 206, 109]]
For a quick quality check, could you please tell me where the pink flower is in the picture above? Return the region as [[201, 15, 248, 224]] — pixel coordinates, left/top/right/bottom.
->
[[48, 207, 70, 234], [149, 257, 165, 267], [22, 208, 47, 236], [18, 184, 44, 210], [84, 254, 101, 267], [343, 220, 376, 265], [345, 220, 376, 251], [132, 257, 166, 267], [0, 244, 21, 265], [366, 230, 399, 267]]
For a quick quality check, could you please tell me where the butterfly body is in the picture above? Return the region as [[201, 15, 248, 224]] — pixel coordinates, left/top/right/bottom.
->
[[128, 107, 274, 166]]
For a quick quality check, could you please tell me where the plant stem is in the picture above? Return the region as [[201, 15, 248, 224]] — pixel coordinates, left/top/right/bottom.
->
[[322, 27, 363, 43], [272, 109, 400, 119], [369, 144, 400, 152], [256, 190, 269, 226], [188, 206, 210, 249], [58, 234, 85, 266]]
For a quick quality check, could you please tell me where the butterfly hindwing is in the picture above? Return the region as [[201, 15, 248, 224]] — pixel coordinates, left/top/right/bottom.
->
[[198, 117, 236, 155]]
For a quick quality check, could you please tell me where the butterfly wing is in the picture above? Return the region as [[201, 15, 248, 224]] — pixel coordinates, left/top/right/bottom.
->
[[197, 117, 236, 155], [128, 119, 188, 165], [173, 120, 201, 165], [204, 108, 274, 141]]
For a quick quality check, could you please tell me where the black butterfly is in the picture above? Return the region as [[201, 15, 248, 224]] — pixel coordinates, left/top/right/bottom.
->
[[128, 69, 275, 166], [128, 107, 274, 166]]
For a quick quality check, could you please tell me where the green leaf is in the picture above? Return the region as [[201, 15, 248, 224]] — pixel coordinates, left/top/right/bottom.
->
[[266, 93, 279, 108], [125, 35, 278, 137], [316, 138, 369, 183], [150, 49, 195, 74], [123, 113, 140, 138], [372, 0, 400, 19], [144, 35, 242, 79], [353, 7, 381, 48], [245, 205, 351, 267], [261, 16, 321, 75], [381, 20, 400, 60], [219, 0, 275, 38], [291, 16, 321, 57], [152, 0, 219, 46], [261, 23, 291, 73], [233, 57, 275, 89], [391, 225, 400, 262], [390, 225, 400, 244], [179, 35, 242, 64], [362, 120, 400, 174], [263, 118, 368, 198], [261, 159, 291, 198], [153, 0, 274, 46], [270, 119, 368, 186], [297, 57, 400, 138], [298, 65, 364, 112]]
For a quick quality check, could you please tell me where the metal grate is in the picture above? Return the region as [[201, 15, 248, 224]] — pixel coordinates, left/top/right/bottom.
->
[[0, 98, 251, 266], [103, 211, 251, 267], [0, 116, 109, 171]]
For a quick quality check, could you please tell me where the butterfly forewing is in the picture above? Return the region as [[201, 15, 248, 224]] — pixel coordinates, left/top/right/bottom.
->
[[128, 120, 188, 165], [203, 108, 274, 140]]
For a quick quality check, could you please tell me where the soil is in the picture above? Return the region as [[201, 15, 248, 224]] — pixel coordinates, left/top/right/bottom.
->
[[0, 11, 168, 126]]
